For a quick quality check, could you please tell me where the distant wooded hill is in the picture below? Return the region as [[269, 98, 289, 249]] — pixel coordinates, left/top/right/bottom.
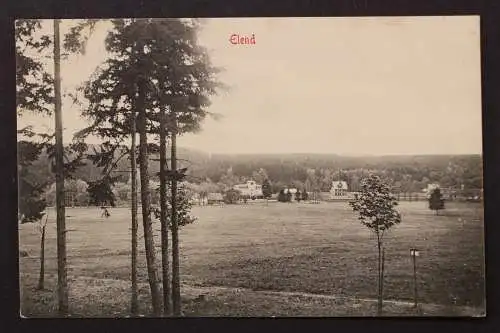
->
[[20, 143, 482, 193]]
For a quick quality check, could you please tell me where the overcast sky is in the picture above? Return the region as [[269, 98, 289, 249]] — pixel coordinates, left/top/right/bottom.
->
[[17, 16, 482, 155]]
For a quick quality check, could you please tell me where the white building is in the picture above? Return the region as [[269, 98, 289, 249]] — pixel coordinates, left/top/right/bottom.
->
[[330, 181, 348, 198], [424, 183, 441, 197], [283, 188, 300, 201], [233, 180, 263, 198]]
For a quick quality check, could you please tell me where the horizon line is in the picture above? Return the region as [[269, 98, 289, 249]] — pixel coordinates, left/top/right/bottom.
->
[[22, 141, 482, 157], [179, 147, 482, 157]]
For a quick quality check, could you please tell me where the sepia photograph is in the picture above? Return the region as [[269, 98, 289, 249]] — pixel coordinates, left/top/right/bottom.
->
[[17, 17, 484, 317]]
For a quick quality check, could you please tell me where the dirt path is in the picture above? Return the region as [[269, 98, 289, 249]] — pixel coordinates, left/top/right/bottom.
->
[[180, 283, 483, 316], [21, 274, 484, 317], [70, 275, 484, 316]]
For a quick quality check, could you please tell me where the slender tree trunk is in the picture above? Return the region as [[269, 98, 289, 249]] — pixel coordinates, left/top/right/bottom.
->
[[130, 112, 139, 315], [381, 246, 385, 312], [171, 122, 181, 316], [376, 234, 383, 316], [137, 78, 162, 316], [159, 106, 171, 315], [53, 19, 69, 316], [37, 224, 46, 290]]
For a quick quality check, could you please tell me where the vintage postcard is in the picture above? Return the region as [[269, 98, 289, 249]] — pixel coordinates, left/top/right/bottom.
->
[[17, 17, 484, 317]]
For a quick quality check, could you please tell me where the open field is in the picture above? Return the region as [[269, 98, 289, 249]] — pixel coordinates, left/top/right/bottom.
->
[[19, 201, 485, 316]]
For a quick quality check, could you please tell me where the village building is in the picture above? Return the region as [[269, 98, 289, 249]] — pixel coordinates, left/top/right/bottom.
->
[[283, 188, 299, 201], [233, 180, 263, 199], [207, 192, 224, 205], [423, 183, 441, 199], [424, 183, 440, 193], [330, 181, 349, 199]]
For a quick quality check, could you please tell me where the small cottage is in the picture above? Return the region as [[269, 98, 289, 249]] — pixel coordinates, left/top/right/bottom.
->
[[207, 192, 224, 205], [424, 183, 441, 198], [330, 181, 348, 199], [284, 188, 298, 201]]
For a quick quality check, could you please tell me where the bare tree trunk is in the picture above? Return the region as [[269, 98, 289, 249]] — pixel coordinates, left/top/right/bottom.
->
[[37, 224, 46, 290], [53, 19, 69, 316], [137, 78, 162, 316], [159, 106, 171, 315], [381, 246, 385, 312], [376, 233, 383, 316], [130, 112, 139, 315], [171, 124, 181, 316]]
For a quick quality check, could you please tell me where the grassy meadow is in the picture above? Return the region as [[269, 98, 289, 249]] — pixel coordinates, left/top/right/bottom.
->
[[19, 201, 485, 317]]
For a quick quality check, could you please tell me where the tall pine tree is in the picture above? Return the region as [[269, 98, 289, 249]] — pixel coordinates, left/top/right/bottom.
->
[[78, 18, 224, 316]]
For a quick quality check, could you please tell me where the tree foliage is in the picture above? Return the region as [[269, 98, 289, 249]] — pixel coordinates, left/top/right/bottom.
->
[[18, 140, 49, 223], [76, 18, 224, 143], [277, 189, 290, 203], [87, 176, 117, 207], [349, 174, 401, 314], [262, 178, 272, 199], [152, 185, 196, 229], [18, 177, 47, 223], [350, 175, 401, 233], [17, 19, 104, 316], [428, 188, 445, 215], [17, 133, 50, 223], [302, 190, 309, 201], [252, 168, 268, 185], [47, 141, 89, 179], [223, 188, 241, 204], [22, 148, 483, 198], [18, 126, 89, 181], [63, 20, 99, 55], [16, 20, 53, 115], [75, 18, 225, 316]]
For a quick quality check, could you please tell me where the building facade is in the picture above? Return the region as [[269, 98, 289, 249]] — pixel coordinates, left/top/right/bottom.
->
[[424, 183, 441, 198], [233, 180, 263, 198], [207, 192, 224, 205], [330, 181, 349, 199], [283, 188, 298, 201]]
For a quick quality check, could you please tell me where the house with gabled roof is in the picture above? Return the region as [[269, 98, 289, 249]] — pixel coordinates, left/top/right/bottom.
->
[[233, 180, 263, 199], [330, 181, 348, 199]]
